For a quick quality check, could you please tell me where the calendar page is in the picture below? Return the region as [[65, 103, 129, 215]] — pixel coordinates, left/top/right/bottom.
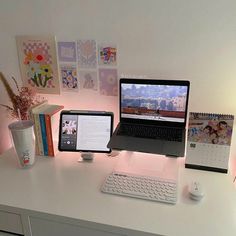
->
[[185, 112, 234, 173]]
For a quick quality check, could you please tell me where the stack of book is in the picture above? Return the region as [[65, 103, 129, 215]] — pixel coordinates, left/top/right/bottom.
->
[[29, 101, 64, 157]]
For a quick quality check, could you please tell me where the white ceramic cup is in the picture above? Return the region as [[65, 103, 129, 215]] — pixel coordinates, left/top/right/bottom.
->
[[8, 120, 35, 168]]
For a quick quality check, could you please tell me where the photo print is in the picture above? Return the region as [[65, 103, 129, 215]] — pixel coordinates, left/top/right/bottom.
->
[[60, 65, 78, 92], [98, 44, 117, 66], [77, 39, 97, 68], [57, 41, 76, 62], [16, 35, 60, 94], [79, 70, 98, 91], [99, 68, 118, 96]]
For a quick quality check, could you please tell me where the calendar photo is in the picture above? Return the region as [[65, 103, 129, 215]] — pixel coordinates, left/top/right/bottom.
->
[[186, 112, 234, 173], [188, 113, 234, 146]]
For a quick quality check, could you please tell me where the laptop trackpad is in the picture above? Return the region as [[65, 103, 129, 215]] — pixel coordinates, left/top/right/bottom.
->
[[162, 140, 185, 157], [111, 136, 164, 154]]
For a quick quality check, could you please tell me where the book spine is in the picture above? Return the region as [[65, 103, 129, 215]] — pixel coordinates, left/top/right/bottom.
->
[[29, 110, 39, 155], [39, 114, 48, 156], [34, 113, 44, 156], [45, 114, 54, 157]]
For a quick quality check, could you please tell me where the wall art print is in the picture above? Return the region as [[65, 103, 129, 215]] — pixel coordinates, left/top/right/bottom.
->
[[98, 44, 117, 66], [60, 65, 78, 92], [77, 40, 97, 68], [79, 70, 98, 91], [99, 68, 118, 96], [16, 35, 60, 94], [58, 41, 76, 62]]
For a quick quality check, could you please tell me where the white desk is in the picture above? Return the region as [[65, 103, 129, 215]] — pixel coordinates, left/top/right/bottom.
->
[[0, 148, 236, 236]]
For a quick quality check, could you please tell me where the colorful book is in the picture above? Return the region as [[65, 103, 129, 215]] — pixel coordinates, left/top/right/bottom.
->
[[45, 115, 53, 156], [41, 105, 64, 156], [28, 101, 48, 155], [186, 112, 234, 173], [34, 113, 44, 156], [39, 113, 48, 156], [30, 103, 63, 156]]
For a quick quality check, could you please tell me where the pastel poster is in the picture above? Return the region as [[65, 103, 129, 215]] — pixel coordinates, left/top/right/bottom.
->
[[16, 35, 60, 94], [77, 40, 97, 68], [79, 70, 98, 91], [98, 44, 117, 66], [60, 65, 78, 92], [99, 68, 118, 96], [57, 41, 76, 62]]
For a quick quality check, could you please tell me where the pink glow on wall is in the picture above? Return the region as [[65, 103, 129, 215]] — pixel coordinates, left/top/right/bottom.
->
[[0, 88, 119, 155], [0, 116, 14, 154], [44, 89, 119, 125]]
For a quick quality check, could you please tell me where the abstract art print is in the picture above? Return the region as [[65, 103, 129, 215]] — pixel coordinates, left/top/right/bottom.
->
[[57, 41, 76, 62], [99, 68, 118, 96], [16, 35, 60, 94], [77, 40, 97, 68], [79, 70, 98, 91], [98, 44, 117, 66], [60, 65, 78, 92]]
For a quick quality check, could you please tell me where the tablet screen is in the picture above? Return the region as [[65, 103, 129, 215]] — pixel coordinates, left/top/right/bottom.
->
[[58, 111, 113, 153]]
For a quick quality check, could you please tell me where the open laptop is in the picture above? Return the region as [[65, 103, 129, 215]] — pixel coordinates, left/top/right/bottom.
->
[[107, 78, 190, 157]]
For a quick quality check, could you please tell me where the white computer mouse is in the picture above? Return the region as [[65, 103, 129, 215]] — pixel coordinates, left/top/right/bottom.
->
[[188, 181, 204, 201]]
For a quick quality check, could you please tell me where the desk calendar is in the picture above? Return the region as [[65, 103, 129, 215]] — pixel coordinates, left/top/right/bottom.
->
[[185, 112, 234, 173]]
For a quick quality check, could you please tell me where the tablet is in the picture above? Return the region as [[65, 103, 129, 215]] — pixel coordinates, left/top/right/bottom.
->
[[58, 110, 113, 153]]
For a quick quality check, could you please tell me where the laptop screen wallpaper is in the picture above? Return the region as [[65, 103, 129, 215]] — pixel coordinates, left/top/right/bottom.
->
[[121, 83, 188, 123]]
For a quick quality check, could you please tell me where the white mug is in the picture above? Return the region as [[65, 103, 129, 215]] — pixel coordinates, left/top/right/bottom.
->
[[8, 120, 35, 168]]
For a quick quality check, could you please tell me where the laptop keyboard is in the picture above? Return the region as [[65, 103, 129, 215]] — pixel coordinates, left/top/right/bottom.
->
[[117, 123, 183, 142]]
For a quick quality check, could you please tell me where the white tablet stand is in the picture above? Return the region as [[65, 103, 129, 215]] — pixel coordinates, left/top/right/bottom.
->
[[78, 152, 94, 162], [78, 151, 120, 162]]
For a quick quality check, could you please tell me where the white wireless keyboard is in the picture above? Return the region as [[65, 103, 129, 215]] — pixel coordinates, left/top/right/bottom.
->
[[101, 171, 177, 204]]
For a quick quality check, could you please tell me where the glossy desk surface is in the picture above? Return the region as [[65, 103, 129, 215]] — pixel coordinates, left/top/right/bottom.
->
[[0, 149, 235, 236]]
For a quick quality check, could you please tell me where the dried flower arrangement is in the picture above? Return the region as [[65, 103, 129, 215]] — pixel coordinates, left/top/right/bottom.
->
[[0, 72, 44, 120]]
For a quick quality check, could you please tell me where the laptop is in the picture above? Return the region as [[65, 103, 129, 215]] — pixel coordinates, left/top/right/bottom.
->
[[107, 78, 190, 157]]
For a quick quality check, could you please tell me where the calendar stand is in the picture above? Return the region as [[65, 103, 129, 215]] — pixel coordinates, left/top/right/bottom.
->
[[185, 163, 228, 173]]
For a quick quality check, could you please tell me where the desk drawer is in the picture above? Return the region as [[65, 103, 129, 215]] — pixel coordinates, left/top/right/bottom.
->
[[0, 211, 23, 235], [30, 217, 124, 236], [0, 232, 19, 236]]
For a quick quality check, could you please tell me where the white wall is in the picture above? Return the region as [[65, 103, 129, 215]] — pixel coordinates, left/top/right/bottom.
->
[[1, 0, 236, 163]]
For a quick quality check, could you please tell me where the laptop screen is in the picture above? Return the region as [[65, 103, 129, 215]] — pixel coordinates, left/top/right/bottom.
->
[[120, 79, 190, 124]]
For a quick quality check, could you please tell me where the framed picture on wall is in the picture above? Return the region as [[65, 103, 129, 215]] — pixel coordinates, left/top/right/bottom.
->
[[60, 64, 79, 92], [16, 35, 60, 94], [98, 44, 117, 66]]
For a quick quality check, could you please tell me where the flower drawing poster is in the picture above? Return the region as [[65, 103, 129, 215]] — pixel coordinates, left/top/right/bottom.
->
[[60, 65, 78, 92], [79, 70, 98, 91], [16, 35, 60, 94], [99, 68, 118, 96], [77, 40, 97, 68]]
